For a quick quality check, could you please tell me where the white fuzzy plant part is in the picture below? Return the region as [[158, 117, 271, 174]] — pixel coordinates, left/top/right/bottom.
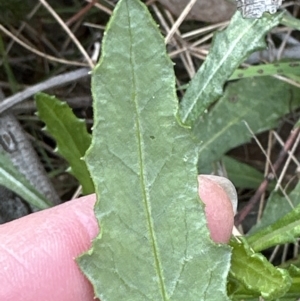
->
[[236, 0, 283, 18]]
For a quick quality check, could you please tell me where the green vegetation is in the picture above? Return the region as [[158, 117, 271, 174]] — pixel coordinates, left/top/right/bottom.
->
[[1, 0, 300, 299]]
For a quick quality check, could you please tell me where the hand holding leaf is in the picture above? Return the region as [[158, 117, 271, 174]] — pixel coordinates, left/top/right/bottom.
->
[[77, 0, 232, 300]]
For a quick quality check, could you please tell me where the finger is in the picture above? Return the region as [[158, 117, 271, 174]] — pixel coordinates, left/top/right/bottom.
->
[[198, 175, 236, 243], [0, 195, 98, 301], [0, 176, 235, 301]]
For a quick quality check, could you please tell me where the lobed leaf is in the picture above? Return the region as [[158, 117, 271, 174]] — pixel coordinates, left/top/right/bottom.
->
[[229, 237, 292, 300], [35, 93, 94, 195], [178, 11, 283, 127], [77, 0, 231, 300]]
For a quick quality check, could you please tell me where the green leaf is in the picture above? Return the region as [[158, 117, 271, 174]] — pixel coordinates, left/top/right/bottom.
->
[[249, 182, 300, 235], [281, 11, 300, 31], [0, 150, 52, 209], [35, 93, 94, 195], [77, 0, 231, 300], [222, 156, 267, 190], [229, 61, 300, 81], [229, 237, 292, 300], [246, 197, 300, 252], [178, 11, 283, 126], [285, 265, 300, 299], [194, 77, 300, 173]]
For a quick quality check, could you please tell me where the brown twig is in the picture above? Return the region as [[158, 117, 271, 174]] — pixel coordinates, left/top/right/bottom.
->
[[164, 0, 197, 44], [66, 0, 98, 27], [0, 25, 88, 67], [84, 0, 112, 15], [235, 126, 300, 226], [39, 0, 94, 68]]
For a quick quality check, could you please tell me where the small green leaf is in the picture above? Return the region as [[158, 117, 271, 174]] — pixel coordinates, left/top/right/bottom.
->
[[230, 237, 292, 300], [178, 11, 283, 126], [35, 93, 94, 195], [77, 0, 231, 300], [0, 150, 52, 209], [247, 198, 300, 252], [194, 77, 300, 173]]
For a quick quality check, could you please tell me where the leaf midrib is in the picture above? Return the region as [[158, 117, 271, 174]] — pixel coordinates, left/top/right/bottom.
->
[[127, 3, 167, 300]]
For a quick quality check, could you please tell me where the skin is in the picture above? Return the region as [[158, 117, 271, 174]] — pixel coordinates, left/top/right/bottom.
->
[[0, 175, 235, 301]]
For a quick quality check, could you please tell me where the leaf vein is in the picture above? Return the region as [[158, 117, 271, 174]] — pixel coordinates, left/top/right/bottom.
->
[[127, 3, 168, 299]]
